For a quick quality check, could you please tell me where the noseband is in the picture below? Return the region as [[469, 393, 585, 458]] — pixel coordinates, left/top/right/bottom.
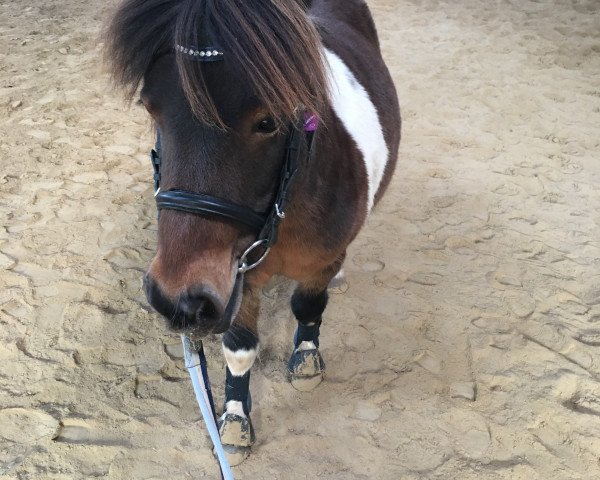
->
[[150, 113, 317, 274]]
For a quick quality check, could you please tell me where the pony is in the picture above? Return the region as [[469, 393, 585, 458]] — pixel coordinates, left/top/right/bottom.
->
[[105, 0, 400, 465]]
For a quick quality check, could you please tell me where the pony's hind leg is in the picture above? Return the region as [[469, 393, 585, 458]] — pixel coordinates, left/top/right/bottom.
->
[[288, 255, 344, 391], [219, 290, 259, 465]]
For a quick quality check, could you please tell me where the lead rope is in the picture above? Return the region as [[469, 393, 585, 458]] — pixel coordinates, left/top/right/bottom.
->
[[182, 335, 234, 480]]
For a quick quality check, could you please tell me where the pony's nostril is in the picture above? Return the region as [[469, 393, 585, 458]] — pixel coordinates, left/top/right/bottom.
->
[[198, 299, 217, 321], [181, 287, 224, 324]]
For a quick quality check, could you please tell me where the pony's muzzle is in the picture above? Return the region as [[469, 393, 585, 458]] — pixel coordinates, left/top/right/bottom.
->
[[143, 274, 229, 335]]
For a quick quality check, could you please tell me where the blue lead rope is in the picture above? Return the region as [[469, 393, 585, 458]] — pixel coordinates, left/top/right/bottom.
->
[[181, 335, 234, 480]]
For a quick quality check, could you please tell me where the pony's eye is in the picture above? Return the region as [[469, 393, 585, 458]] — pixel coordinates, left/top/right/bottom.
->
[[256, 117, 278, 134], [138, 95, 156, 116]]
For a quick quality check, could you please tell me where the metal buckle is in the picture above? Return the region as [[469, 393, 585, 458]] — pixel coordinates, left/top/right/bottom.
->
[[238, 239, 270, 274], [275, 203, 286, 219]]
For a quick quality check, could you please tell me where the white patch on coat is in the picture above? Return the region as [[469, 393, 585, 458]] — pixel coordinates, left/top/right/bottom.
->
[[224, 400, 246, 419], [223, 346, 257, 377], [324, 48, 389, 212]]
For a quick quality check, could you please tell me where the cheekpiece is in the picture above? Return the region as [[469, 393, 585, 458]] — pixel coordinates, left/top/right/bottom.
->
[[175, 44, 224, 62]]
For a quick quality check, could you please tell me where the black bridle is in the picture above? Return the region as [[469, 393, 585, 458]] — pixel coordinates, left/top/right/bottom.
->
[[150, 116, 316, 274]]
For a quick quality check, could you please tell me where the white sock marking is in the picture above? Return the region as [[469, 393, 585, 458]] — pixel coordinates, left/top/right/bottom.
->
[[298, 341, 317, 352], [224, 400, 247, 419], [223, 346, 257, 377], [324, 48, 389, 212]]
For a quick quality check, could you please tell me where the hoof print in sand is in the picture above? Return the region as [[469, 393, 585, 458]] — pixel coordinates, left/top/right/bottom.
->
[[352, 254, 385, 272]]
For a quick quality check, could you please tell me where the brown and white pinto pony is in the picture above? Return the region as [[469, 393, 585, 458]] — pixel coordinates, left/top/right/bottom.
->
[[105, 0, 400, 464]]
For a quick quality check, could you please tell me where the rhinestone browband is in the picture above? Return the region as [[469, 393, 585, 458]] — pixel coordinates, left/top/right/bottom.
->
[[176, 44, 224, 62]]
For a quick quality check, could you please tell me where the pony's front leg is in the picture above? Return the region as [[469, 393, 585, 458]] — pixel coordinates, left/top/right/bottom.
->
[[219, 289, 259, 466], [288, 256, 344, 391]]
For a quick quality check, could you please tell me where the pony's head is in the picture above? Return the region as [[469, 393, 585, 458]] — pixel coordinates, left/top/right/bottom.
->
[[105, 0, 327, 335]]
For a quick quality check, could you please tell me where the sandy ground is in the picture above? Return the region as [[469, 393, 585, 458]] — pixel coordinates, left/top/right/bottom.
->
[[1, 0, 600, 478]]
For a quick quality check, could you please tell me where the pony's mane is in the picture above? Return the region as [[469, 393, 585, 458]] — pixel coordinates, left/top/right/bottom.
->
[[104, 0, 328, 127]]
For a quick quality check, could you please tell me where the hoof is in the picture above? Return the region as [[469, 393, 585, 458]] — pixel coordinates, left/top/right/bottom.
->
[[222, 444, 250, 467], [218, 413, 255, 466], [291, 373, 323, 392], [328, 269, 348, 294], [288, 346, 325, 392]]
